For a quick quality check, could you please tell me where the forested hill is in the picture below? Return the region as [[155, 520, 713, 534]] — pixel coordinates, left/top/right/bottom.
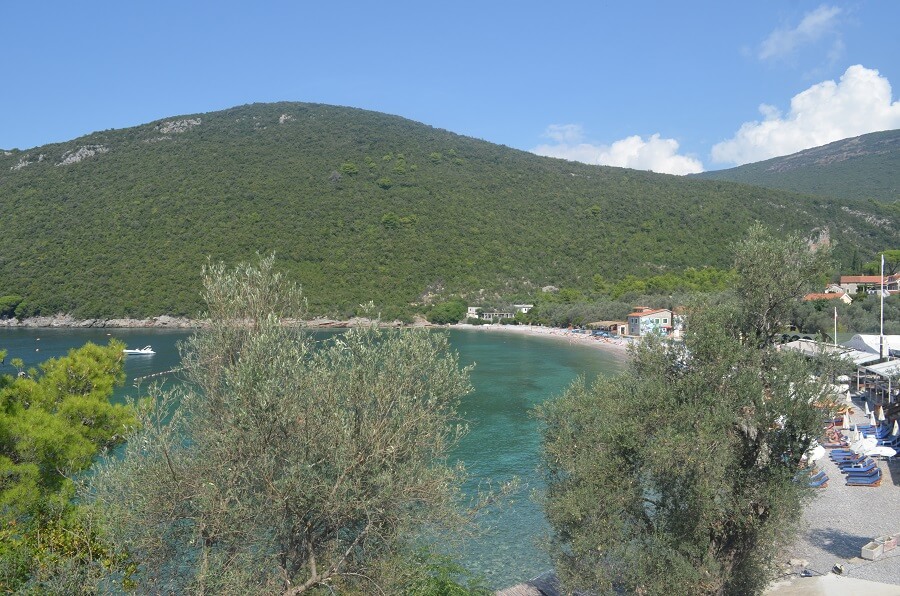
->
[[695, 129, 900, 202], [0, 102, 897, 318]]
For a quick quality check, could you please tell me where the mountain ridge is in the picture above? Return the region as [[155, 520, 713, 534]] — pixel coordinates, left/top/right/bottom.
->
[[0, 102, 896, 318], [696, 129, 900, 202]]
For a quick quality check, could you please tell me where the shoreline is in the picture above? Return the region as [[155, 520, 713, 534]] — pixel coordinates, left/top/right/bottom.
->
[[0, 315, 631, 359], [0, 314, 426, 330]]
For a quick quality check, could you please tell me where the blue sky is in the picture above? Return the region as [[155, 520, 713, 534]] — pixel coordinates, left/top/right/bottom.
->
[[2, 1, 899, 173]]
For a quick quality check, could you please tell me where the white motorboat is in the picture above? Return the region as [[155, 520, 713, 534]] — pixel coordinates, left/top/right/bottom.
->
[[123, 345, 155, 355]]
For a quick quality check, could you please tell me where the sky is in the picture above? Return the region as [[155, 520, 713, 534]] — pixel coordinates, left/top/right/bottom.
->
[[2, 1, 899, 174]]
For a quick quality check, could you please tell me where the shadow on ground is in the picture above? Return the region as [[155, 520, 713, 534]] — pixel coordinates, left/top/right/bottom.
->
[[805, 528, 872, 559], [886, 459, 900, 487]]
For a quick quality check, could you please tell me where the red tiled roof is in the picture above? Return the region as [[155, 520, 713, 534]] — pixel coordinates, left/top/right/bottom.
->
[[840, 276, 884, 283]]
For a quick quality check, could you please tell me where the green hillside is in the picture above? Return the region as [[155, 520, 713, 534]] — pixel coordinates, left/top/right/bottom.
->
[[696, 129, 900, 202], [0, 102, 897, 318]]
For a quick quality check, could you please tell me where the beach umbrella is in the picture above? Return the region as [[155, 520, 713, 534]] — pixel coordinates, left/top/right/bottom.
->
[[851, 437, 878, 454], [893, 420, 899, 437], [851, 426, 861, 443], [842, 414, 850, 430], [868, 446, 897, 458], [869, 412, 877, 427], [878, 406, 886, 422], [864, 401, 871, 416], [806, 444, 826, 462]]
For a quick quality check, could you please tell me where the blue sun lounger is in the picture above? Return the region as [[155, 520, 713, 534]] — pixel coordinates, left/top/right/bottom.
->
[[808, 475, 828, 488], [840, 461, 874, 471], [846, 470, 882, 486]]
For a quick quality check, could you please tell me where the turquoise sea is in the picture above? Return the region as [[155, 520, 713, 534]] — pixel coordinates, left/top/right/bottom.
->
[[0, 327, 624, 589]]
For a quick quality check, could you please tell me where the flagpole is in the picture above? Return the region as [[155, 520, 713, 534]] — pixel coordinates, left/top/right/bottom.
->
[[880, 253, 884, 359], [834, 307, 837, 347]]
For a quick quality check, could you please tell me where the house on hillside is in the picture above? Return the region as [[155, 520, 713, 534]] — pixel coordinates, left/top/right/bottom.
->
[[626, 306, 673, 337], [838, 274, 900, 294]]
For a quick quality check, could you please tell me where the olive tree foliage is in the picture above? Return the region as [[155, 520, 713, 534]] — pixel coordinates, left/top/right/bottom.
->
[[89, 256, 474, 594], [539, 226, 837, 595], [733, 224, 831, 348]]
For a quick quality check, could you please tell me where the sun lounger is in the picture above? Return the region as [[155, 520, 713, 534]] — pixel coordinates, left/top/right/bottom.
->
[[808, 475, 828, 488], [841, 458, 876, 469], [842, 463, 877, 475], [843, 459, 878, 470], [846, 471, 882, 486], [844, 466, 880, 478], [836, 459, 868, 469], [873, 427, 891, 439], [830, 453, 863, 462]]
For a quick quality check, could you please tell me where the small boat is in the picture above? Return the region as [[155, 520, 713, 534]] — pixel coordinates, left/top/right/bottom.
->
[[123, 345, 155, 355]]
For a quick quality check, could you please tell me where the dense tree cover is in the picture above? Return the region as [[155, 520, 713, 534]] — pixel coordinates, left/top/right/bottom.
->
[[0, 103, 895, 319], [0, 295, 22, 318], [0, 342, 136, 592], [539, 226, 838, 595], [862, 249, 900, 275], [696, 129, 900, 203], [89, 256, 480, 594], [427, 299, 467, 325]]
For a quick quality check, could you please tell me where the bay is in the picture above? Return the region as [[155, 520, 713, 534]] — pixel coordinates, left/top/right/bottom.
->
[[0, 327, 623, 588]]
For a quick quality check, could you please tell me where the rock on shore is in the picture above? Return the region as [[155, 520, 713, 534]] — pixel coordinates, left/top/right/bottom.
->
[[0, 315, 200, 329], [0, 314, 433, 329]]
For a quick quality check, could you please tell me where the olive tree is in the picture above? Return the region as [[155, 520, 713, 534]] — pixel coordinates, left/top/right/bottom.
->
[[89, 256, 473, 594], [539, 226, 836, 595]]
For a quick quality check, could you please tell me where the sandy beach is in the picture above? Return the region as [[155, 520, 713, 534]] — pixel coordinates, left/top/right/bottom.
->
[[452, 323, 631, 360]]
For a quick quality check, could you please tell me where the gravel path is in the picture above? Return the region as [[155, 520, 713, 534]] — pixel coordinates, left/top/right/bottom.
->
[[784, 393, 900, 585]]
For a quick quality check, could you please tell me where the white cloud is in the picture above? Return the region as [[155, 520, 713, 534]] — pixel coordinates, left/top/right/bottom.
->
[[533, 127, 703, 175], [711, 65, 900, 165], [759, 5, 842, 60]]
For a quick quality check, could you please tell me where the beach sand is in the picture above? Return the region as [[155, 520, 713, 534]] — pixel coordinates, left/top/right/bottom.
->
[[452, 323, 631, 360]]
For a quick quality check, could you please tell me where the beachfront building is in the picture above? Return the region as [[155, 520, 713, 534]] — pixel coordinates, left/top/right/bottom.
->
[[626, 306, 673, 337], [468, 303, 534, 321], [480, 311, 516, 321], [587, 321, 628, 336]]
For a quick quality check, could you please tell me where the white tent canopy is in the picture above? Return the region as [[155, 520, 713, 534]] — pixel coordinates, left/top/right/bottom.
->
[[860, 359, 900, 404], [844, 334, 900, 356], [779, 339, 880, 365], [861, 359, 900, 378]]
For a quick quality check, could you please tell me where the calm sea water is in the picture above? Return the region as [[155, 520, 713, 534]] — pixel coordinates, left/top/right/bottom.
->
[[0, 327, 623, 588]]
